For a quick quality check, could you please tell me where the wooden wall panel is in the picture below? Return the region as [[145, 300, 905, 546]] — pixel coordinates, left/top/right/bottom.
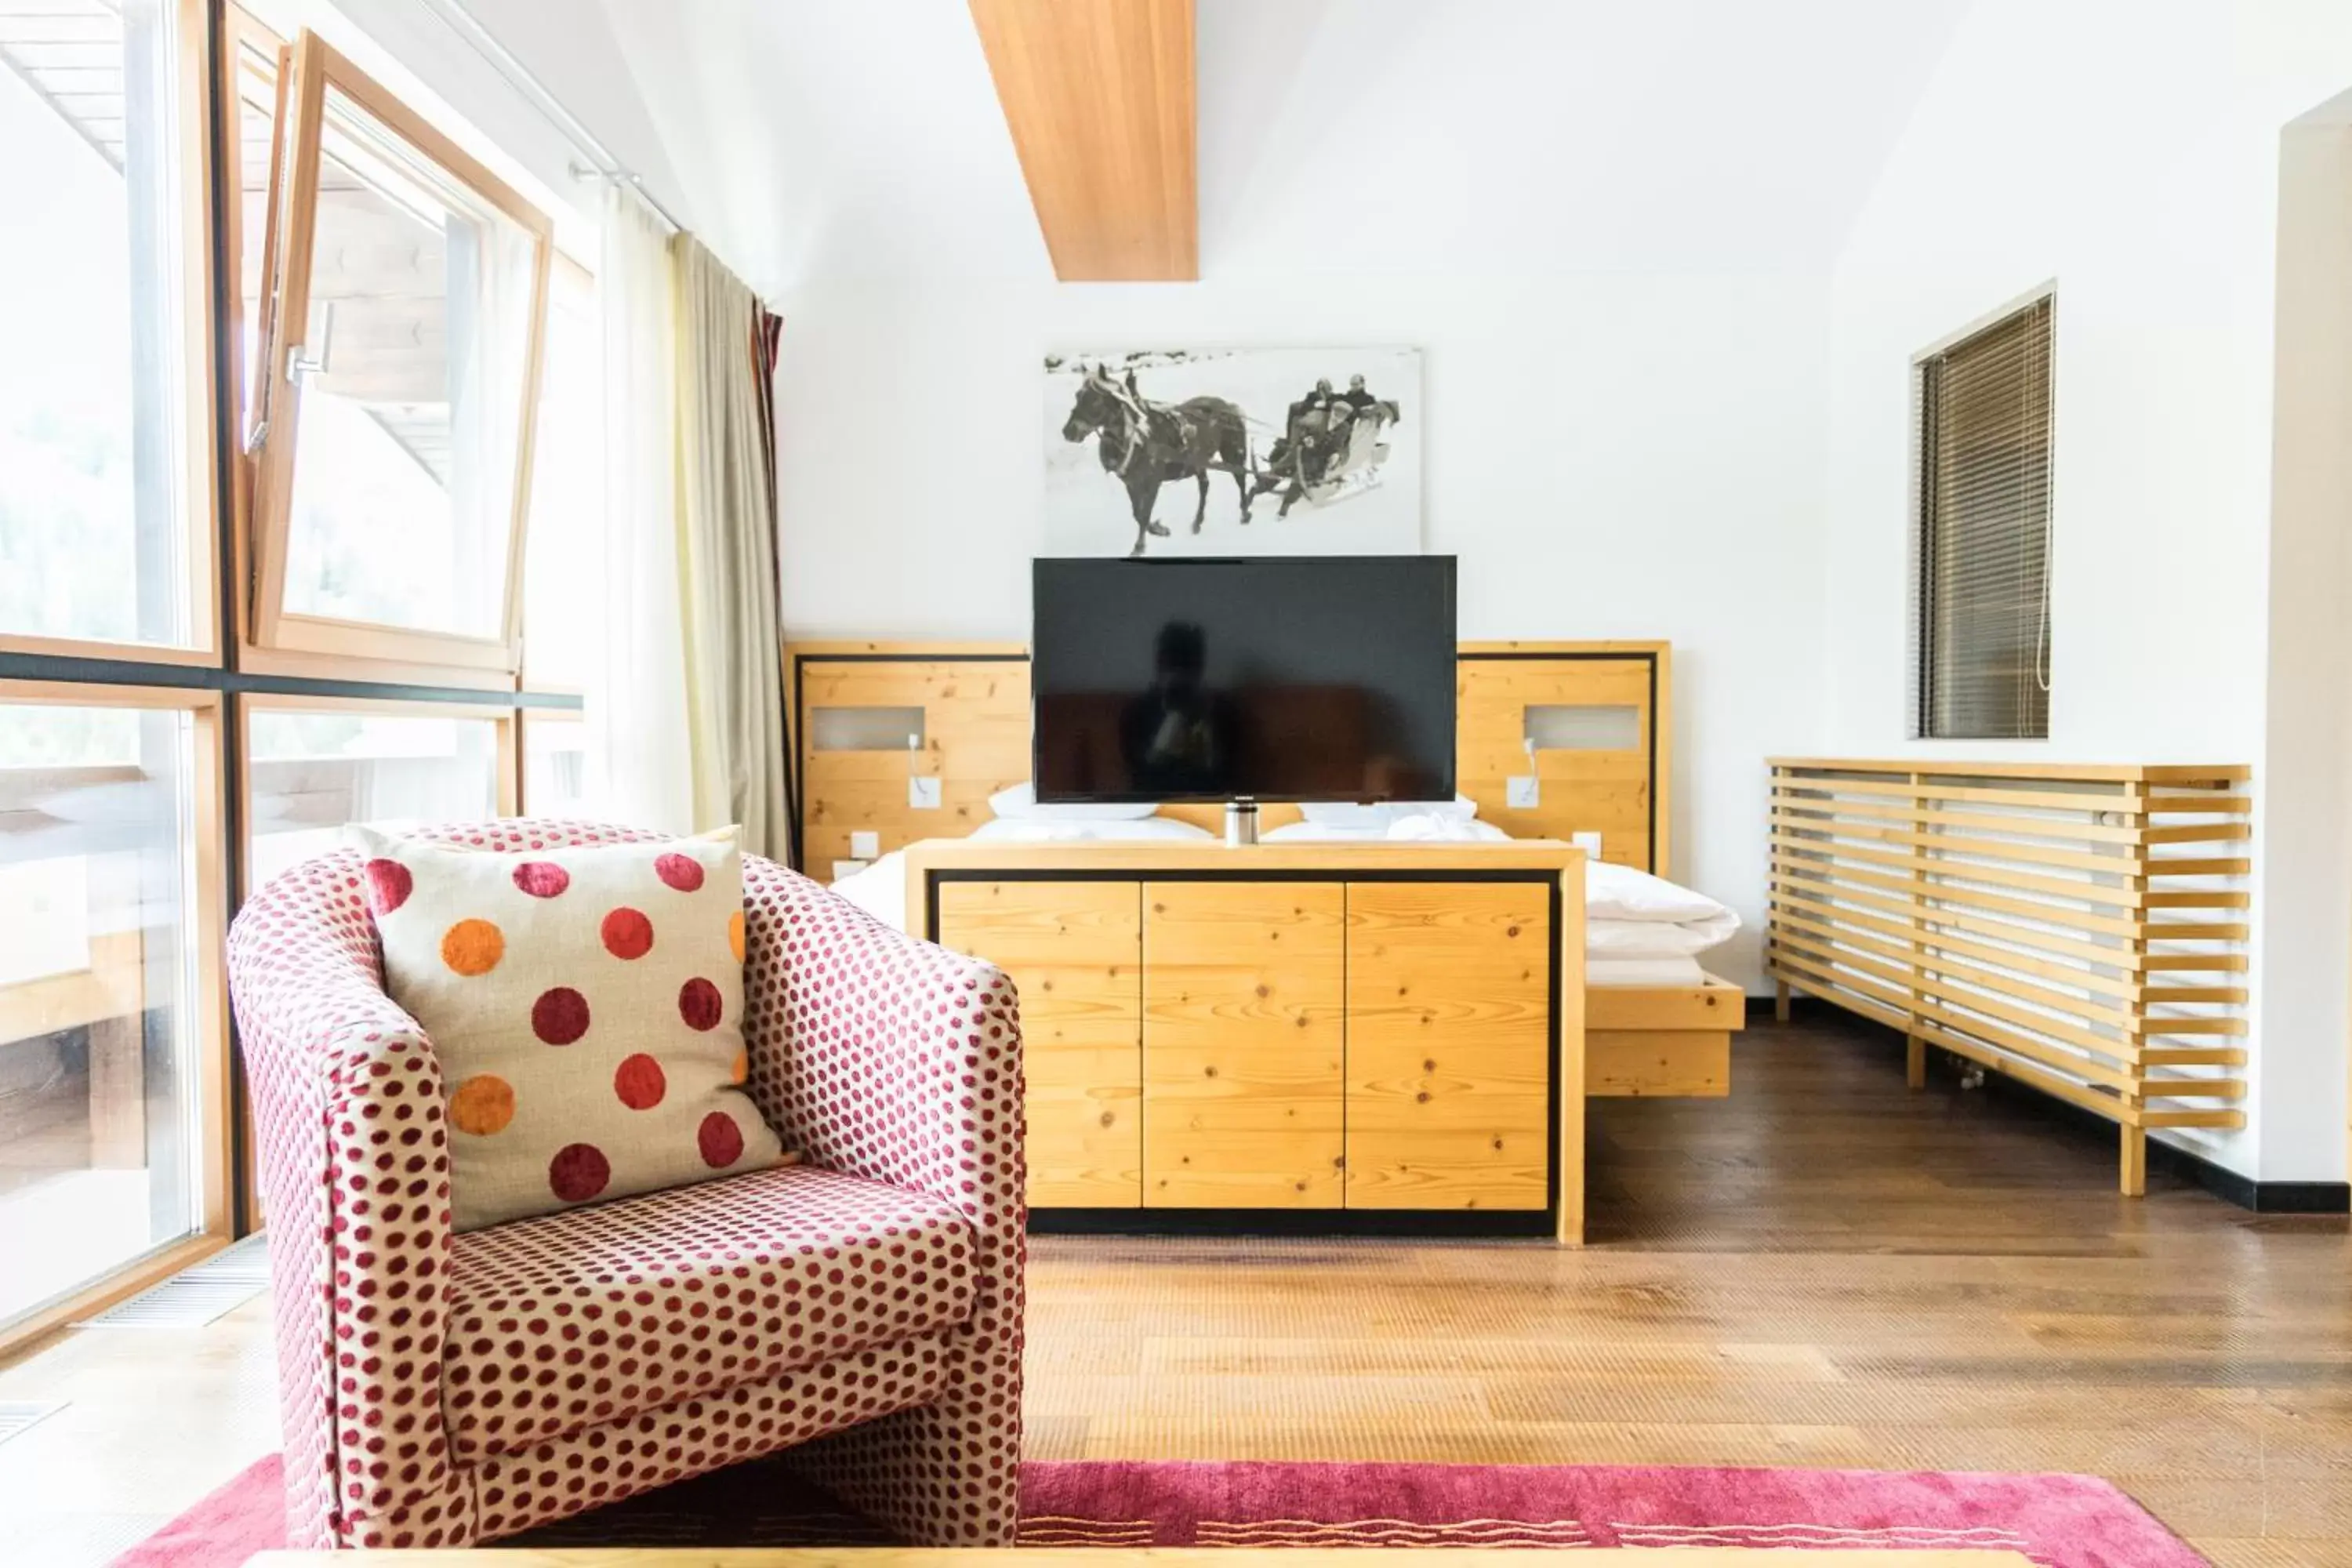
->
[[1457, 652, 1660, 872], [789, 641, 1671, 879], [937, 878, 1142, 1207], [1142, 881, 1345, 1207], [794, 652, 1030, 871], [1344, 882, 1551, 1210]]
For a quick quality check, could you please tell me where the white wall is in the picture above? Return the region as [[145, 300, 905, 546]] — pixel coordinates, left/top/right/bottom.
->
[[1820, 0, 2352, 1181], [772, 272, 1833, 987]]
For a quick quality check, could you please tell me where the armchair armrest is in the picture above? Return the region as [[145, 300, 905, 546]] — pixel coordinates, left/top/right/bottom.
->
[[229, 851, 463, 1549], [741, 855, 1025, 1228]]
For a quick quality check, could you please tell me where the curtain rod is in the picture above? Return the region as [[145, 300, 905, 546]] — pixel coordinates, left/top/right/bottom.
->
[[410, 0, 687, 235]]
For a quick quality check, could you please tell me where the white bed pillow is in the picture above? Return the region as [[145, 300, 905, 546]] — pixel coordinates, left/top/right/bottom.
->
[[1587, 916, 1736, 958], [970, 815, 1214, 843], [1262, 821, 1381, 843], [1385, 815, 1511, 842], [1586, 860, 1734, 925], [1298, 794, 1478, 830], [988, 781, 1157, 822]]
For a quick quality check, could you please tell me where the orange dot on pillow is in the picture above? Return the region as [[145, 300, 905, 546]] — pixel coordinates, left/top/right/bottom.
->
[[601, 906, 653, 960], [614, 1052, 666, 1110], [449, 1073, 516, 1135], [729, 1048, 748, 1084], [728, 909, 746, 963], [441, 918, 505, 976]]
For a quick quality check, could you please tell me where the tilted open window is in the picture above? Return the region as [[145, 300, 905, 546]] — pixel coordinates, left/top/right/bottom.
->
[[246, 33, 550, 676]]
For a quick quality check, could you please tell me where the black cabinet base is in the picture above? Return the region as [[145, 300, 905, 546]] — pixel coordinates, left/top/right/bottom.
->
[[1026, 1207, 1557, 1239]]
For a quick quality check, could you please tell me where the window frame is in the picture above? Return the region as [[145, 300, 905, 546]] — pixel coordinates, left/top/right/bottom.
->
[[245, 30, 554, 681], [0, 678, 232, 1351], [1908, 284, 2057, 742], [0, 0, 224, 667]]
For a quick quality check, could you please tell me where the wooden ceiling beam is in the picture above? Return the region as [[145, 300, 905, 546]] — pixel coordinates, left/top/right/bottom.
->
[[967, 0, 1196, 281]]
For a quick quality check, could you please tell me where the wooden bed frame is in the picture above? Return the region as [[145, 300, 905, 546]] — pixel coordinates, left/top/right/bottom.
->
[[782, 637, 1742, 1123]]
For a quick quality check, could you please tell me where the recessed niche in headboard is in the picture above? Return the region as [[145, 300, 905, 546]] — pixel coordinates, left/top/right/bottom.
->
[[1526, 704, 1644, 751], [786, 639, 1670, 877]]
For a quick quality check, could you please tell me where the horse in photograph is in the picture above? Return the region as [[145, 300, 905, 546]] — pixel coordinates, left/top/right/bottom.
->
[[1061, 368, 1256, 557]]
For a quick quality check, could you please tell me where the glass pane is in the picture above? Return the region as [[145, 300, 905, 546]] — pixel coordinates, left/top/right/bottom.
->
[[0, 0, 195, 648], [521, 263, 603, 689], [521, 714, 589, 818], [248, 708, 503, 888], [230, 20, 278, 446], [0, 699, 201, 1328], [280, 80, 540, 640]]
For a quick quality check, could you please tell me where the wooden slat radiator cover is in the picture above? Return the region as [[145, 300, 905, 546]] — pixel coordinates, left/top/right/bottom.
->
[[1766, 758, 2250, 1196]]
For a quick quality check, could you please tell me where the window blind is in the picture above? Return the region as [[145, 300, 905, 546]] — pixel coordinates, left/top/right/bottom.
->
[[1914, 296, 2054, 739]]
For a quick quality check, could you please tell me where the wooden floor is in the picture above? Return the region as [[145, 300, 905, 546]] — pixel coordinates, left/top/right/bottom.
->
[[3, 1012, 2346, 1566]]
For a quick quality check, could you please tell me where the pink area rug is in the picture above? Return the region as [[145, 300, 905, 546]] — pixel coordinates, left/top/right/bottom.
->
[[118, 1453, 2203, 1566]]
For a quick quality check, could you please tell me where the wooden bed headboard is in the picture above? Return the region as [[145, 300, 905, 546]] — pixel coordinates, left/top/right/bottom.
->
[[785, 638, 1670, 877]]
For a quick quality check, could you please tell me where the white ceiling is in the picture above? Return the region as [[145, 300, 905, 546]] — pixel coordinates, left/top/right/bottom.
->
[[484, 0, 1974, 296]]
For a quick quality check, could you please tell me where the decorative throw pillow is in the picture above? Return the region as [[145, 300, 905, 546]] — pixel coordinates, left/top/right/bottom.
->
[[350, 826, 785, 1231]]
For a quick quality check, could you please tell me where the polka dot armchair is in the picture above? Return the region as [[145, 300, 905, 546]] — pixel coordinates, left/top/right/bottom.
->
[[227, 822, 1025, 1550]]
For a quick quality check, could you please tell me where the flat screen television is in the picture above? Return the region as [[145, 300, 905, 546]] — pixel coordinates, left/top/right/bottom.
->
[[1031, 555, 1457, 804]]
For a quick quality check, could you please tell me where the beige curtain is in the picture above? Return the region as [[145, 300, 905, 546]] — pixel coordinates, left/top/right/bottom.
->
[[671, 236, 791, 859]]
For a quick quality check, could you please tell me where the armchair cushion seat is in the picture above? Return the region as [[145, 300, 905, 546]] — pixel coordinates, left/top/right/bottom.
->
[[442, 1163, 978, 1462]]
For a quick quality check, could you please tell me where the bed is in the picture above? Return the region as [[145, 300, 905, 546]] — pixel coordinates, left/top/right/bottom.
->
[[828, 807, 1740, 992], [786, 639, 1748, 1239]]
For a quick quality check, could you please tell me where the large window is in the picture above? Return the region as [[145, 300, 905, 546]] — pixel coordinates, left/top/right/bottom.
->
[[0, 685, 224, 1329], [1913, 293, 2056, 740], [0, 0, 215, 656], [0, 9, 577, 1348], [247, 33, 550, 675]]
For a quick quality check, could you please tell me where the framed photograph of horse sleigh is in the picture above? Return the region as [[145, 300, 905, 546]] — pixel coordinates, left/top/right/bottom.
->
[[1043, 346, 1423, 557]]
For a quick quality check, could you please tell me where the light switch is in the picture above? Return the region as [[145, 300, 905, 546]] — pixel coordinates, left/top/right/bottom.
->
[[830, 859, 869, 882], [850, 830, 880, 859], [909, 776, 942, 809], [1571, 830, 1602, 856], [1507, 775, 1541, 809]]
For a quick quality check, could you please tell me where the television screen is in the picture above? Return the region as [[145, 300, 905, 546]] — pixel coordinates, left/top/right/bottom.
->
[[1031, 556, 1457, 803]]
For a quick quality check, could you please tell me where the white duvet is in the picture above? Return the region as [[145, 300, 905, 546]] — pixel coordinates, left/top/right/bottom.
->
[[826, 815, 1737, 984]]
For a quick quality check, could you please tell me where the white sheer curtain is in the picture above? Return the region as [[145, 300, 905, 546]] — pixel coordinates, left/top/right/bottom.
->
[[586, 187, 695, 833]]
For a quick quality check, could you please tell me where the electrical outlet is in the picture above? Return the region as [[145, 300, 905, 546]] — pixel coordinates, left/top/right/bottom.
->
[[1571, 830, 1602, 856], [908, 776, 942, 809], [850, 830, 880, 860], [1507, 775, 1541, 809]]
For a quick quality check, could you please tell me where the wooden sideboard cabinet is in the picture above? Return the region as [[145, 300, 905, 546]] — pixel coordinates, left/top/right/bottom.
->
[[922, 841, 1584, 1238]]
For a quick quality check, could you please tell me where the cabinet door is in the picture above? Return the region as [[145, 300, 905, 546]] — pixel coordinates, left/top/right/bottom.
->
[[937, 879, 1141, 1207], [1345, 881, 1552, 1210], [1143, 882, 1345, 1207]]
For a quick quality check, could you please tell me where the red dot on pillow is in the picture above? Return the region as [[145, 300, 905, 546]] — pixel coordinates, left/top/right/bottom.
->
[[513, 861, 571, 898], [698, 1110, 744, 1168], [549, 1142, 610, 1202], [365, 858, 412, 915], [614, 1052, 666, 1109], [655, 852, 706, 893], [677, 977, 724, 1032], [601, 907, 653, 960], [532, 987, 591, 1045]]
